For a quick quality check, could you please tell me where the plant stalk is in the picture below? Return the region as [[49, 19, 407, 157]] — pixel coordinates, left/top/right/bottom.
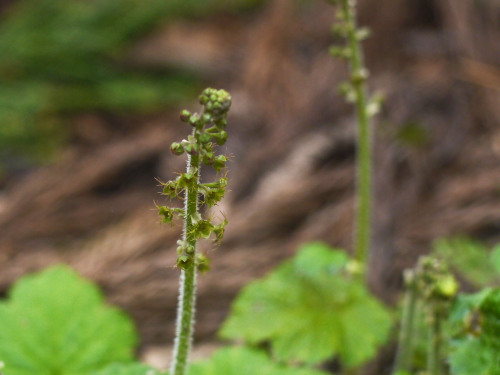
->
[[170, 144, 200, 375], [393, 278, 419, 374], [427, 309, 443, 375], [340, 0, 373, 269]]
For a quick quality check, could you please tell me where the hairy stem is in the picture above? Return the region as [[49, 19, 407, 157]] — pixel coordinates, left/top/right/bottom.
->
[[170, 142, 200, 375], [340, 0, 373, 269], [163, 88, 231, 374], [427, 309, 443, 375], [393, 279, 419, 374]]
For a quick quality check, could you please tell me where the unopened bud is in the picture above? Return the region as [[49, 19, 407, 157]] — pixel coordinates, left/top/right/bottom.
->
[[170, 142, 184, 155], [202, 113, 212, 124], [213, 155, 227, 171], [180, 110, 191, 122], [199, 95, 208, 105], [214, 131, 228, 146], [198, 132, 211, 144], [189, 114, 200, 127]]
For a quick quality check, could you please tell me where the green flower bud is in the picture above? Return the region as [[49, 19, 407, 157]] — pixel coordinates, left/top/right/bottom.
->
[[158, 206, 174, 224], [177, 173, 195, 188], [213, 220, 227, 244], [162, 181, 178, 198], [351, 68, 369, 84], [184, 143, 199, 155], [202, 151, 214, 166], [189, 114, 200, 127], [176, 240, 195, 256], [170, 142, 184, 156], [436, 275, 458, 298], [202, 113, 212, 124], [213, 155, 227, 171], [180, 109, 191, 122], [196, 254, 211, 273], [199, 95, 208, 105], [329, 46, 351, 59], [218, 177, 228, 188], [177, 255, 191, 269], [195, 220, 214, 239], [214, 131, 228, 146], [203, 88, 214, 97], [216, 90, 231, 106], [215, 118, 227, 129], [204, 188, 225, 206], [331, 24, 347, 37], [198, 132, 211, 144], [356, 27, 371, 41]]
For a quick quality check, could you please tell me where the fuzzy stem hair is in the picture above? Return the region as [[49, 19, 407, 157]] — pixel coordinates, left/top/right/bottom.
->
[[170, 149, 200, 375]]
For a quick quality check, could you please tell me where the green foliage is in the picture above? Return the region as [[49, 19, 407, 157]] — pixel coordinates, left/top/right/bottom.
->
[[91, 363, 167, 375], [220, 242, 393, 368], [393, 247, 500, 375], [449, 289, 500, 375], [0, 266, 137, 375], [433, 238, 500, 287], [0, 0, 259, 162], [188, 347, 329, 375], [89, 347, 331, 375]]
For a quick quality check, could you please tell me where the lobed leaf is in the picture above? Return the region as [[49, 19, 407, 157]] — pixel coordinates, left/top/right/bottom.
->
[[188, 347, 329, 375], [219, 242, 392, 368], [91, 363, 167, 375], [0, 266, 137, 375], [449, 289, 500, 375]]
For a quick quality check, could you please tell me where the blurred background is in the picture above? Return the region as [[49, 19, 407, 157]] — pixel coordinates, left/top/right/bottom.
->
[[0, 0, 499, 367]]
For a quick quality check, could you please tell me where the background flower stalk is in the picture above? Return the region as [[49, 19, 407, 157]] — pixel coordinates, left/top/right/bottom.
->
[[327, 0, 382, 274]]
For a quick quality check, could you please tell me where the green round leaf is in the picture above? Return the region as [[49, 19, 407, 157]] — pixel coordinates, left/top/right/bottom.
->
[[0, 266, 137, 375], [220, 244, 392, 368]]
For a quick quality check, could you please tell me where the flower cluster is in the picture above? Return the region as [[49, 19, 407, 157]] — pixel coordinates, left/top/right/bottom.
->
[[158, 88, 231, 270], [327, 0, 382, 117], [406, 256, 458, 318]]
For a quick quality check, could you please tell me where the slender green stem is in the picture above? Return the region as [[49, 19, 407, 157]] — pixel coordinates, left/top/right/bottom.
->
[[427, 309, 443, 375], [340, 0, 373, 269], [170, 142, 200, 375], [393, 278, 419, 374], [163, 88, 231, 375]]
